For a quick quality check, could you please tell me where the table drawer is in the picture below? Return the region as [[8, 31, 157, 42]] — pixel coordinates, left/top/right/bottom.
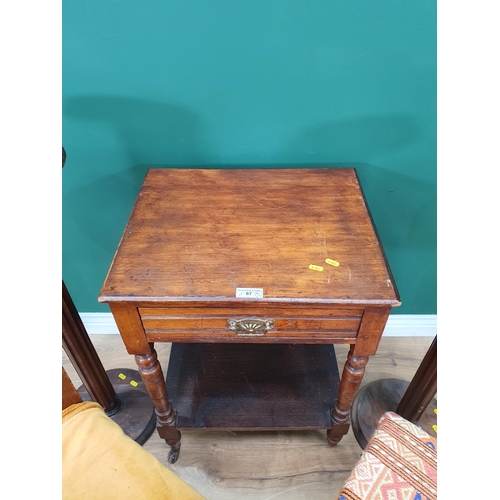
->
[[139, 306, 362, 343]]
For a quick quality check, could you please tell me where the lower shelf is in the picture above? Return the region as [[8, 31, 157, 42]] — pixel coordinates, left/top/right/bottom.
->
[[166, 343, 340, 431]]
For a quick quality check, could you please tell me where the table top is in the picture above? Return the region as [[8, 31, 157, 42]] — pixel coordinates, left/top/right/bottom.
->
[[99, 168, 400, 306]]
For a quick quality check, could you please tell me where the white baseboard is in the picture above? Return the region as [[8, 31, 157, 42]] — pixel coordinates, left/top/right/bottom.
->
[[80, 313, 121, 335], [382, 314, 436, 337], [80, 312, 436, 337]]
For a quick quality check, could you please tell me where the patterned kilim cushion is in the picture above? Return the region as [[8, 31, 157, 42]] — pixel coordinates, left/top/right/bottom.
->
[[338, 412, 437, 500]]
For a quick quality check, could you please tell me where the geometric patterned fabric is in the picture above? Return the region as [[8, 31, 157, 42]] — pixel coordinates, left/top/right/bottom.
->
[[337, 412, 437, 500]]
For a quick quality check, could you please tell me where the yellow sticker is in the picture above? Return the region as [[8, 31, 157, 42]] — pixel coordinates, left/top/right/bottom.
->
[[130, 380, 138, 387], [434, 408, 438, 415], [325, 258, 340, 267], [432, 424, 437, 433], [309, 264, 324, 272], [118, 373, 126, 380]]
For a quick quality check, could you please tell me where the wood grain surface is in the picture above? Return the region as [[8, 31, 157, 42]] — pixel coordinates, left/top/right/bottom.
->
[[62, 335, 434, 500], [99, 168, 401, 306]]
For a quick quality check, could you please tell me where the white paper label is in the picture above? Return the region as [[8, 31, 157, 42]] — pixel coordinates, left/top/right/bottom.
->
[[236, 288, 263, 298]]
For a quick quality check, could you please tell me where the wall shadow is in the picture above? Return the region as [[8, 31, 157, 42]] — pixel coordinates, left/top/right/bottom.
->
[[277, 114, 437, 312], [281, 114, 421, 163], [63, 95, 211, 166], [278, 114, 436, 252], [63, 95, 211, 253]]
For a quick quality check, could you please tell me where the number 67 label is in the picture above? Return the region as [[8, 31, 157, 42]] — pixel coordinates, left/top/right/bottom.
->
[[236, 288, 264, 298]]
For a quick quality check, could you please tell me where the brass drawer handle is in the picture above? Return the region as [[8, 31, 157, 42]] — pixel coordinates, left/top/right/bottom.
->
[[227, 318, 275, 336]]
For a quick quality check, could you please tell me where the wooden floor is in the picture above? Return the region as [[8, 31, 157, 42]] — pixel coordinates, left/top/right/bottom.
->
[[62, 335, 435, 500]]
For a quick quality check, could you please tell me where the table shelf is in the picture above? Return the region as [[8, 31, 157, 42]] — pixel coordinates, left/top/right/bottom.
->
[[166, 343, 341, 431]]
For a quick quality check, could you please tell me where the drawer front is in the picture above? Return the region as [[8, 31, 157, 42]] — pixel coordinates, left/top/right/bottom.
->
[[139, 306, 363, 343]]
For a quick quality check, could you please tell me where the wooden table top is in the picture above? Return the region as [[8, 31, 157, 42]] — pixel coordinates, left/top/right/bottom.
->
[[99, 168, 400, 306]]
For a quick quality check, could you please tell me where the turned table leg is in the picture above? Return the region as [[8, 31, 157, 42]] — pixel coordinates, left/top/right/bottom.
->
[[135, 347, 181, 463], [327, 347, 368, 445], [327, 306, 390, 446]]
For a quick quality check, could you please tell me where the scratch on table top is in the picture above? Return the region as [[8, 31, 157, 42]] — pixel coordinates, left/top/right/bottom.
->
[[242, 374, 255, 393], [183, 265, 195, 284]]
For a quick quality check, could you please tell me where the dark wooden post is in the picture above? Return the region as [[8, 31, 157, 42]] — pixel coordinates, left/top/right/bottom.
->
[[62, 280, 120, 415], [62, 146, 156, 444], [397, 336, 437, 422]]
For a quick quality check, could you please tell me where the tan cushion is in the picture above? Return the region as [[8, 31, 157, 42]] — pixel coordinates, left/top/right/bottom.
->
[[62, 401, 205, 499]]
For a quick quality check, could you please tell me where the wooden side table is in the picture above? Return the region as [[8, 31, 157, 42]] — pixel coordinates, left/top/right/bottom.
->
[[98, 168, 401, 463]]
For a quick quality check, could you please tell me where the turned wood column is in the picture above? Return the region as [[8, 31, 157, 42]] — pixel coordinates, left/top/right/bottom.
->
[[135, 348, 181, 463], [327, 306, 390, 446], [397, 336, 437, 422], [62, 146, 156, 445], [327, 348, 368, 445], [62, 280, 120, 415], [62, 148, 119, 412]]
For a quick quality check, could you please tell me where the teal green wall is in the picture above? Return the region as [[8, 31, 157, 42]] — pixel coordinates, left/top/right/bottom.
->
[[63, 1, 436, 314]]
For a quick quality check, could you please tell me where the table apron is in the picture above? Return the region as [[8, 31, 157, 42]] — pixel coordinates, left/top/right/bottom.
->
[[145, 331, 357, 344]]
